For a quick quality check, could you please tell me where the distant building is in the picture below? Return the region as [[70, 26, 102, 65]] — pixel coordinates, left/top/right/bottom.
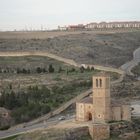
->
[[58, 24, 85, 31], [58, 26, 67, 31], [67, 24, 85, 31], [58, 21, 140, 31], [86, 21, 140, 29]]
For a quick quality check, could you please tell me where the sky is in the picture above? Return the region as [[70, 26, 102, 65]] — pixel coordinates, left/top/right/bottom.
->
[[0, 0, 140, 31]]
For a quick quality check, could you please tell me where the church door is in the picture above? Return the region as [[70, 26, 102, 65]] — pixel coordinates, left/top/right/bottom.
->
[[88, 112, 92, 121]]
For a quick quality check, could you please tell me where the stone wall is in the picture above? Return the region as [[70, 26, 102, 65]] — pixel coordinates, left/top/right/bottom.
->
[[89, 123, 110, 140], [111, 105, 131, 122], [14, 126, 91, 140], [112, 107, 121, 121], [76, 103, 85, 121], [76, 102, 93, 122], [122, 105, 131, 121]]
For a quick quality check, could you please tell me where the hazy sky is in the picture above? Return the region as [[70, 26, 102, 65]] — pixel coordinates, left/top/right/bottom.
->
[[0, 0, 140, 30]]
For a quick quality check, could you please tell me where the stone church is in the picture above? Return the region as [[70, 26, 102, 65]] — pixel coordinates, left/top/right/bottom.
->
[[76, 73, 131, 123]]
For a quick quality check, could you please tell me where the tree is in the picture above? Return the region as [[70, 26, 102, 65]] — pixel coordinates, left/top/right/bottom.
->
[[27, 69, 31, 74], [5, 91, 18, 109], [16, 68, 21, 74], [80, 66, 85, 73], [70, 68, 76, 72], [22, 68, 27, 74], [58, 66, 63, 73], [36, 67, 42, 73], [86, 66, 90, 71], [9, 84, 12, 90], [48, 64, 54, 73], [91, 66, 94, 71], [42, 68, 47, 73]]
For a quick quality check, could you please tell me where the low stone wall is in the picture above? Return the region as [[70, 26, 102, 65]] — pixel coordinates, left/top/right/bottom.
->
[[15, 126, 91, 140], [89, 123, 110, 140]]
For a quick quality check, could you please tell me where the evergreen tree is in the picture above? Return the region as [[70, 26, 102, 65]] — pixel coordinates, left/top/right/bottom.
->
[[48, 64, 54, 73], [80, 66, 85, 73], [36, 67, 42, 73], [58, 66, 62, 73]]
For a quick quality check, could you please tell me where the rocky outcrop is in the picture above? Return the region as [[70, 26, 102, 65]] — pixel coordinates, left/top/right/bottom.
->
[[0, 107, 12, 129], [118, 132, 137, 140], [110, 119, 140, 140]]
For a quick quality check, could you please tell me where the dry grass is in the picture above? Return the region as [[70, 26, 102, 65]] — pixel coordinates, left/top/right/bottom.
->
[[0, 30, 140, 67], [0, 29, 139, 39]]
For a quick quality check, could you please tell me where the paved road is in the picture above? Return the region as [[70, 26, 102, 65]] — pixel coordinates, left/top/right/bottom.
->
[[0, 120, 56, 139], [131, 101, 140, 117], [120, 47, 140, 76], [0, 115, 74, 139], [120, 47, 140, 117], [0, 120, 57, 139]]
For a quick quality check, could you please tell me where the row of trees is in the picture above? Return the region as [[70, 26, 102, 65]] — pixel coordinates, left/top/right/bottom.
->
[[0, 64, 55, 74], [0, 65, 95, 74]]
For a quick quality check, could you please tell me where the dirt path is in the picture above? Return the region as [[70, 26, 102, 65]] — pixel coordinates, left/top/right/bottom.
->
[[0, 51, 78, 67]]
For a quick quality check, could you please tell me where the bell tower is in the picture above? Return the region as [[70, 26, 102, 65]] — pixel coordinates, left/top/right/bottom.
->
[[93, 73, 111, 123]]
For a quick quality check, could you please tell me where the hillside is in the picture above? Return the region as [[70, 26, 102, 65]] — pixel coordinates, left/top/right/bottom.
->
[[0, 30, 140, 67]]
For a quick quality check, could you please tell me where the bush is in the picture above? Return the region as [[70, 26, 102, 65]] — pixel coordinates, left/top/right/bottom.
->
[[48, 64, 55, 73], [0, 125, 10, 130]]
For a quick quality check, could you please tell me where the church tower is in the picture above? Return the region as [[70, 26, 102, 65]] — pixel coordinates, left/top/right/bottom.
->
[[93, 73, 111, 123]]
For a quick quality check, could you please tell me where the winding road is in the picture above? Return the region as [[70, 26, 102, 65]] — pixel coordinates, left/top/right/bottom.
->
[[120, 47, 140, 76]]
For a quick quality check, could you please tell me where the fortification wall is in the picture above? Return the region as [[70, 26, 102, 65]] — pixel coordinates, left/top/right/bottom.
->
[[89, 123, 110, 140]]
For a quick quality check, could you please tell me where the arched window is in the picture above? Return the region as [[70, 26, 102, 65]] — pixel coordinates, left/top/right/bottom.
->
[[100, 79, 102, 87], [96, 79, 98, 87]]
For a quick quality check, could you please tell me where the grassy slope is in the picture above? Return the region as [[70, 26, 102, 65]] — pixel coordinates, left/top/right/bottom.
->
[[0, 56, 100, 91], [0, 55, 119, 92], [0, 31, 140, 67]]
